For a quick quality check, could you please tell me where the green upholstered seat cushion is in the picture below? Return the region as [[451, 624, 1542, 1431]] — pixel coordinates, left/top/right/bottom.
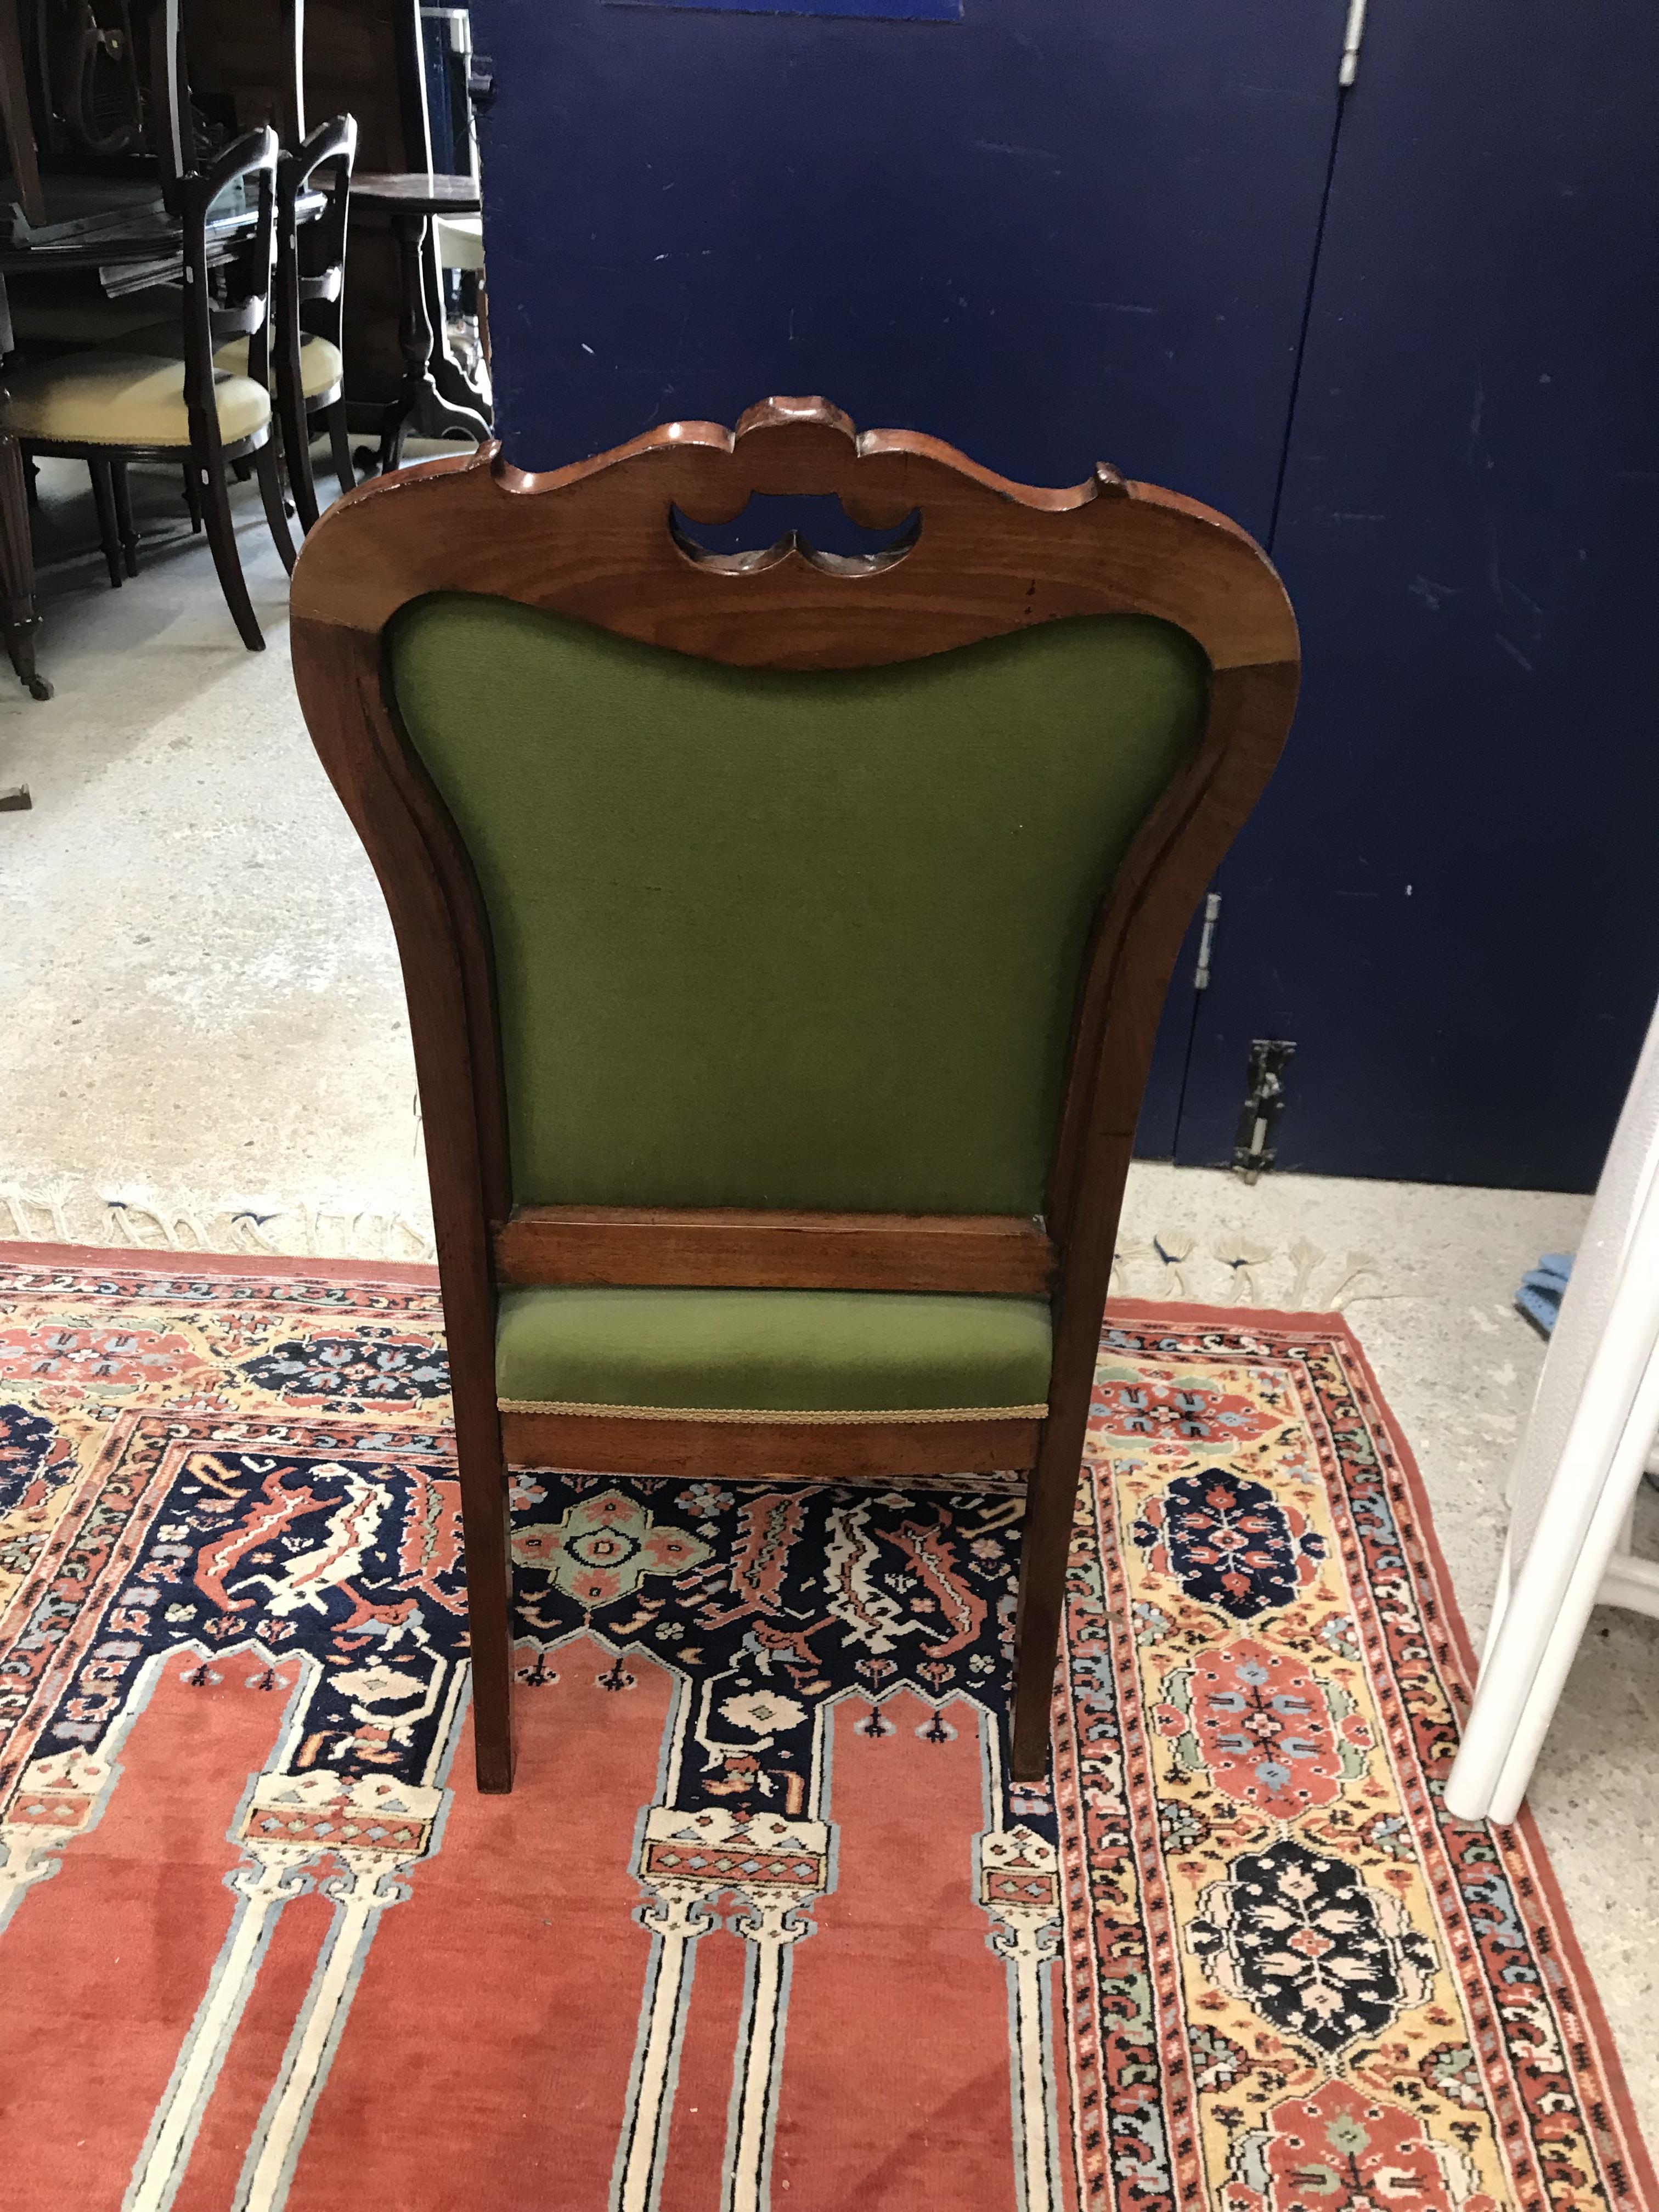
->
[[494, 1285, 1053, 1413], [388, 598, 1208, 1216]]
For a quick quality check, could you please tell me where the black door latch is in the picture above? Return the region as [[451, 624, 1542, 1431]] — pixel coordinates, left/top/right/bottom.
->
[[1233, 1040, 1296, 1182]]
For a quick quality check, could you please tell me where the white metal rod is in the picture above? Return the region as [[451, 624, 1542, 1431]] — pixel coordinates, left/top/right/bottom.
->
[[1339, 0, 1368, 86]]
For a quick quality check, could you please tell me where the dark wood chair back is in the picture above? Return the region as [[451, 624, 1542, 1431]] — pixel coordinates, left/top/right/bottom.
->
[[275, 110, 356, 528], [283, 110, 356, 347], [287, 400, 1301, 1793], [170, 122, 294, 643], [178, 123, 279, 438]]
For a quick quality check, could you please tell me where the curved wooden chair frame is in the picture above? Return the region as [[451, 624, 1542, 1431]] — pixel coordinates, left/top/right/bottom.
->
[[275, 112, 358, 534], [288, 397, 1300, 1792]]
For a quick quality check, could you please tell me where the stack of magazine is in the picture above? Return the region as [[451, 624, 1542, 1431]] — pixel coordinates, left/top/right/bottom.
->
[[4, 174, 253, 298]]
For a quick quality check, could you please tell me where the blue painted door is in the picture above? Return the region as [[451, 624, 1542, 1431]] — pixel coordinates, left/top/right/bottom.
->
[[472, 0, 1352, 1147], [1172, 0, 1659, 1190], [471, 0, 1659, 1190]]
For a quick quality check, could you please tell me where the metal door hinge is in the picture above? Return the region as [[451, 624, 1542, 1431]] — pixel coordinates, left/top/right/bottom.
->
[[1339, 0, 1368, 86], [1193, 891, 1222, 990], [1233, 1039, 1296, 1183]]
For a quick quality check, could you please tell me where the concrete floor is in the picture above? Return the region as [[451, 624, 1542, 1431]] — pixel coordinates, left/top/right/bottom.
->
[[1, 455, 1654, 2134]]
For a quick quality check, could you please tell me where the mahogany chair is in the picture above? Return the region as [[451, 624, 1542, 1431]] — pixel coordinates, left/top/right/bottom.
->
[[287, 399, 1300, 1793]]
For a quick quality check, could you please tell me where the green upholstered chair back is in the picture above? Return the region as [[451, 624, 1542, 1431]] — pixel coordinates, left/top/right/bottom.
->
[[388, 594, 1208, 1220]]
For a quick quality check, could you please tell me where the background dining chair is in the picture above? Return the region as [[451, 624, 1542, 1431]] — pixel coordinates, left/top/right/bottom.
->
[[4, 125, 295, 648], [154, 115, 358, 533], [271, 112, 357, 532], [1446, 995, 1659, 1823], [287, 397, 1300, 1795]]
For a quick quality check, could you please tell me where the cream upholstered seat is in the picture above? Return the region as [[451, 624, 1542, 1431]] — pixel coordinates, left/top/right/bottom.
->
[[3, 351, 270, 448], [436, 213, 484, 272], [226, 330, 341, 399], [119, 321, 343, 402]]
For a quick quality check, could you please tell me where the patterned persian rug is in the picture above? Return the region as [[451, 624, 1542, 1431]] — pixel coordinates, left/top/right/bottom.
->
[[0, 1249, 1650, 2212]]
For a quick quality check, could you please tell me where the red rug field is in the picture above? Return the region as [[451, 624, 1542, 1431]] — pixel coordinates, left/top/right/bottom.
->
[[0, 1249, 1650, 2212]]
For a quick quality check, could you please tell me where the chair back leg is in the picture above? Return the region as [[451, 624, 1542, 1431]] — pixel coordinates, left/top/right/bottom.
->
[[181, 462, 203, 533], [377, 405, 410, 479], [1009, 1410, 1087, 1781], [254, 439, 298, 574], [457, 1421, 515, 1792], [111, 463, 139, 577], [88, 459, 123, 589], [192, 449, 264, 651], [326, 400, 354, 502], [276, 346, 321, 535]]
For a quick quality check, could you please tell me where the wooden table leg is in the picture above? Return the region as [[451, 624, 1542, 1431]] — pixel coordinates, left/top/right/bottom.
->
[[0, 430, 49, 700], [378, 207, 492, 474]]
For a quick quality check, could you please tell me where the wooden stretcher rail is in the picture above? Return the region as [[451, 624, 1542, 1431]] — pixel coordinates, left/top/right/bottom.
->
[[499, 1406, 1045, 1479], [493, 1205, 1058, 1296]]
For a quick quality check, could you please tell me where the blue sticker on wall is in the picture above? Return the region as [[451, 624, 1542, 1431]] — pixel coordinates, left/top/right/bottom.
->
[[607, 0, 959, 20]]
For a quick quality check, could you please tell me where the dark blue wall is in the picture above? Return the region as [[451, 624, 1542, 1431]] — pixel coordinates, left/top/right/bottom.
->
[[471, 0, 1345, 1152], [472, 0, 1342, 522], [1176, 0, 1659, 1189], [468, 0, 1659, 1190]]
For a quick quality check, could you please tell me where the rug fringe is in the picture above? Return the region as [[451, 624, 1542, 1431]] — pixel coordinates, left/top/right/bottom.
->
[[1110, 1235, 1385, 1310], [0, 1178, 438, 1264], [2, 1178, 1384, 1306]]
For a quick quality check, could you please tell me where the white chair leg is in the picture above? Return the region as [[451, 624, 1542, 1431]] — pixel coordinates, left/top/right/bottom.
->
[[1617, 1489, 1638, 1558], [1477, 1531, 1515, 1670], [1446, 1187, 1659, 1822], [1483, 1367, 1659, 1821], [1450, 995, 1659, 1823], [1449, 1346, 1659, 1821], [1598, 1550, 1659, 1617]]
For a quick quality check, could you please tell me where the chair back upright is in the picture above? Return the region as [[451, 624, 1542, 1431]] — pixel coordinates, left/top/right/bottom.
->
[[145, 0, 190, 211], [178, 124, 280, 447], [280, 113, 357, 368]]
